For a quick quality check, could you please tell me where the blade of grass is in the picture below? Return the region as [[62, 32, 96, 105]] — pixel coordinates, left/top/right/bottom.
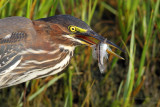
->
[[116, 81, 124, 100], [0, 0, 10, 18], [135, 0, 160, 87], [68, 68, 73, 107], [50, 0, 59, 16], [59, 0, 65, 14], [26, 0, 32, 18], [16, 0, 27, 16], [0, 0, 10, 13], [123, 17, 135, 107], [81, 80, 95, 107], [17, 81, 30, 107], [88, 0, 98, 25], [126, 0, 139, 34], [81, 0, 87, 21], [34, 0, 53, 19], [117, 0, 127, 39], [70, 0, 74, 15], [101, 2, 118, 16], [28, 73, 65, 101], [64, 93, 69, 107]]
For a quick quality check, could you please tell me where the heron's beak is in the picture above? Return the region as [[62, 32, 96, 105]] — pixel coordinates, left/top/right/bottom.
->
[[75, 30, 125, 59]]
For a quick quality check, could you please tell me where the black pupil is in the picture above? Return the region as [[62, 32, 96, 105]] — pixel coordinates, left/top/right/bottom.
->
[[72, 27, 75, 30]]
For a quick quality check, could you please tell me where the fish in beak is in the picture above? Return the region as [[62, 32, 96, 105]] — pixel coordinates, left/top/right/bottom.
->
[[75, 30, 125, 59], [75, 30, 125, 73]]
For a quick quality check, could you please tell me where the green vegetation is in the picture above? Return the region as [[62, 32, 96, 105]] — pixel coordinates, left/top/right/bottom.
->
[[0, 0, 159, 106]]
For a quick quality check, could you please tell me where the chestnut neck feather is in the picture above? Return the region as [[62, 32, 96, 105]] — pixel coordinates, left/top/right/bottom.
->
[[32, 21, 80, 49]]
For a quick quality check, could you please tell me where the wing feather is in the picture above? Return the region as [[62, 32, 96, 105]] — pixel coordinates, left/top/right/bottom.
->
[[0, 16, 36, 74], [0, 16, 36, 39]]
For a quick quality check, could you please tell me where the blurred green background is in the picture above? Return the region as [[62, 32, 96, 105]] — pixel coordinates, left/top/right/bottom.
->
[[0, 0, 160, 107]]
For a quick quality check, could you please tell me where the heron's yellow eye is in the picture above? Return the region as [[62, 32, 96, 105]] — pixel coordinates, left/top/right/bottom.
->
[[69, 26, 76, 32]]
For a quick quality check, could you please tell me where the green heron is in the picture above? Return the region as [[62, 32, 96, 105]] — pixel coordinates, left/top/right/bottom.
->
[[0, 15, 124, 89]]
